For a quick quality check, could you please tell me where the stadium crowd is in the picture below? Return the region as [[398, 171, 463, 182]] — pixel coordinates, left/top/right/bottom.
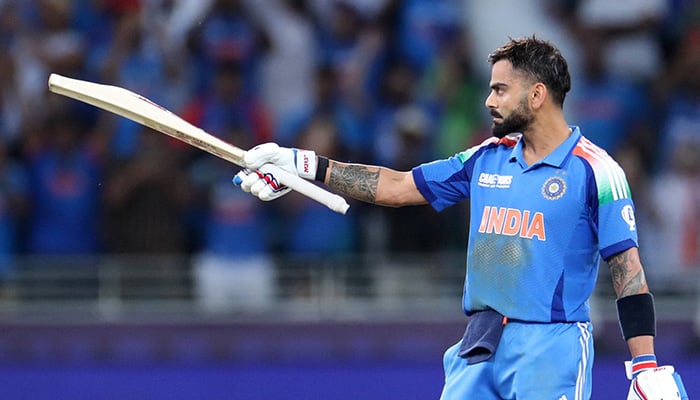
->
[[0, 0, 697, 304]]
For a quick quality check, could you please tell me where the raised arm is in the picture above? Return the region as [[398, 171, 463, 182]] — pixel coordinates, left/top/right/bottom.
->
[[234, 143, 428, 208], [322, 160, 428, 207]]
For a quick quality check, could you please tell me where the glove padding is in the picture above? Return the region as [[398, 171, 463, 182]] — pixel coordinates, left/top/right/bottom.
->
[[232, 143, 317, 201], [626, 366, 688, 400], [233, 168, 291, 201]]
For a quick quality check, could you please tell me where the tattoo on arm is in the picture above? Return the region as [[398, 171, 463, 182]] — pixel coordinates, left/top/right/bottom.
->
[[328, 164, 380, 203], [608, 251, 648, 298]]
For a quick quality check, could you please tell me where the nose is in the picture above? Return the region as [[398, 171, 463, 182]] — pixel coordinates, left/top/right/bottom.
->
[[485, 91, 496, 110]]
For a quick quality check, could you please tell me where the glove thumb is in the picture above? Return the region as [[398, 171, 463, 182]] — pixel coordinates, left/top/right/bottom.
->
[[244, 143, 283, 170]]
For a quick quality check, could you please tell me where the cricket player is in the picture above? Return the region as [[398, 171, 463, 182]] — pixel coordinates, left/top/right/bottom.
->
[[234, 36, 687, 399]]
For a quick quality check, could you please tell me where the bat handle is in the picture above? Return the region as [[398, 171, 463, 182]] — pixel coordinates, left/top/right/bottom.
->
[[258, 164, 350, 215]]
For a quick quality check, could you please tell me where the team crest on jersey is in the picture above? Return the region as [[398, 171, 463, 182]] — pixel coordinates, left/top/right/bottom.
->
[[542, 176, 566, 200]]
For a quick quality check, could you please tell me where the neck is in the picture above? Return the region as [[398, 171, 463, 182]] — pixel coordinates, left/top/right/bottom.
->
[[520, 113, 570, 164]]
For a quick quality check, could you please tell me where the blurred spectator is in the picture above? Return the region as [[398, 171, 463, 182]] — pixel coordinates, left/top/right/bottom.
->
[[0, 4, 25, 147], [574, 0, 668, 82], [316, 0, 365, 69], [315, 0, 387, 124], [247, 0, 317, 123], [421, 27, 486, 158], [102, 128, 191, 299], [285, 115, 359, 255], [466, 0, 582, 80], [24, 109, 102, 256], [567, 28, 652, 154], [278, 115, 361, 298], [139, 0, 212, 64], [652, 26, 700, 171], [0, 141, 28, 292], [98, 8, 171, 158], [418, 27, 479, 253], [7, 0, 86, 143], [181, 61, 273, 151], [309, 0, 391, 23], [136, 0, 203, 113], [658, 0, 699, 59], [102, 129, 189, 254], [642, 25, 700, 288], [0, 0, 21, 46], [0, 49, 23, 149], [75, 0, 140, 80], [189, 125, 275, 311], [644, 138, 700, 289], [370, 60, 436, 167], [186, 0, 270, 95], [276, 64, 367, 159], [180, 60, 274, 306], [26, 0, 86, 75], [392, 0, 464, 77], [182, 60, 276, 308], [14, 0, 87, 116], [380, 106, 445, 254]]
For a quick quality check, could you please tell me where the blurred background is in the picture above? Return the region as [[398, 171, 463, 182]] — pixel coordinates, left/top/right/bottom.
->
[[0, 0, 698, 398]]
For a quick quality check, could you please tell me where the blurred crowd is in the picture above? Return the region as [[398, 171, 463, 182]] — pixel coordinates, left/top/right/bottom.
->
[[0, 0, 698, 301]]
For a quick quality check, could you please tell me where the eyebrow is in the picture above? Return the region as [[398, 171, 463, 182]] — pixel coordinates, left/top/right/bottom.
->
[[490, 82, 508, 91]]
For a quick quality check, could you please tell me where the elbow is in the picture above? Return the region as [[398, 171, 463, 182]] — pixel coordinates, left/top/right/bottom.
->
[[373, 170, 427, 207], [376, 198, 404, 208], [375, 188, 427, 208], [373, 191, 401, 207]]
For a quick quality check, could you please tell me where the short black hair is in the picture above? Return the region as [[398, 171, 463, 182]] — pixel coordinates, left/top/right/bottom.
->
[[488, 35, 571, 107]]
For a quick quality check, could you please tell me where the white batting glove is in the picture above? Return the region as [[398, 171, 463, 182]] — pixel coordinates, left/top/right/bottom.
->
[[232, 143, 317, 201], [233, 168, 291, 201], [625, 355, 688, 400]]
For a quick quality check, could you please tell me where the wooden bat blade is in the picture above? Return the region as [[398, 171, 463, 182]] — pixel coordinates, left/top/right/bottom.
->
[[48, 73, 247, 165], [47, 73, 350, 214]]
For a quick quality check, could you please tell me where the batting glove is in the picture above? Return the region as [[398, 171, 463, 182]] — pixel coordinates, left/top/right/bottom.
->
[[233, 168, 291, 201], [232, 143, 317, 201], [625, 355, 688, 400]]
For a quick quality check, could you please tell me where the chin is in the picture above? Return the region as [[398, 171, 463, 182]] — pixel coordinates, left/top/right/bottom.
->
[[492, 126, 508, 139]]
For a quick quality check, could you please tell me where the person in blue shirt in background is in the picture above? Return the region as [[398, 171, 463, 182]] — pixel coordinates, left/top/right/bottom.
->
[[25, 111, 102, 257], [0, 141, 28, 297], [234, 36, 687, 400]]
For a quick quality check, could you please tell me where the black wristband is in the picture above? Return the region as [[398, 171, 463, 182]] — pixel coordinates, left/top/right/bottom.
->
[[315, 156, 329, 182], [616, 293, 656, 340]]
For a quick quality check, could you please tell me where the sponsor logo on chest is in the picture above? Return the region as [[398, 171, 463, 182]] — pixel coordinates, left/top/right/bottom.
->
[[478, 173, 513, 189]]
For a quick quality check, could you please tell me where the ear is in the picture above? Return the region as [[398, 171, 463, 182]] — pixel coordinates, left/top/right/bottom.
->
[[529, 82, 547, 110]]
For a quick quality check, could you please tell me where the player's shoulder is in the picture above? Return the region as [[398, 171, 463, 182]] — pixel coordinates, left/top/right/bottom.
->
[[456, 134, 520, 163], [572, 135, 630, 202], [571, 135, 624, 172]]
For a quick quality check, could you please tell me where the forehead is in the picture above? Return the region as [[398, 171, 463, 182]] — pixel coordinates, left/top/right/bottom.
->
[[489, 59, 524, 86]]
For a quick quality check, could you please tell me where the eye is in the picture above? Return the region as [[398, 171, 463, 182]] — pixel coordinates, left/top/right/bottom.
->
[[491, 85, 504, 95]]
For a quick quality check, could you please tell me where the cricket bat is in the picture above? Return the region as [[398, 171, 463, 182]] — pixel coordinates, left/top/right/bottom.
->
[[47, 73, 349, 214]]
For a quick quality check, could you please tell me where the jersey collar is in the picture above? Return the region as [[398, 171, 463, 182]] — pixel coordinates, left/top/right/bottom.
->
[[509, 126, 581, 169]]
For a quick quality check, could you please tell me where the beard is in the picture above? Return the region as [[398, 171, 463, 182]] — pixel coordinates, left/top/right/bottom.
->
[[491, 99, 534, 139]]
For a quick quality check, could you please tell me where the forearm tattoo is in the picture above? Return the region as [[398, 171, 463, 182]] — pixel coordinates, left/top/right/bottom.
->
[[608, 251, 648, 298], [328, 164, 380, 203]]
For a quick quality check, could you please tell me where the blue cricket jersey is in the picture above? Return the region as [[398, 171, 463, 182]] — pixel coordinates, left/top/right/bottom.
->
[[412, 127, 638, 322]]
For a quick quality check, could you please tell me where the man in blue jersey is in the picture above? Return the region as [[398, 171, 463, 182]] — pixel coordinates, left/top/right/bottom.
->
[[233, 36, 687, 399]]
